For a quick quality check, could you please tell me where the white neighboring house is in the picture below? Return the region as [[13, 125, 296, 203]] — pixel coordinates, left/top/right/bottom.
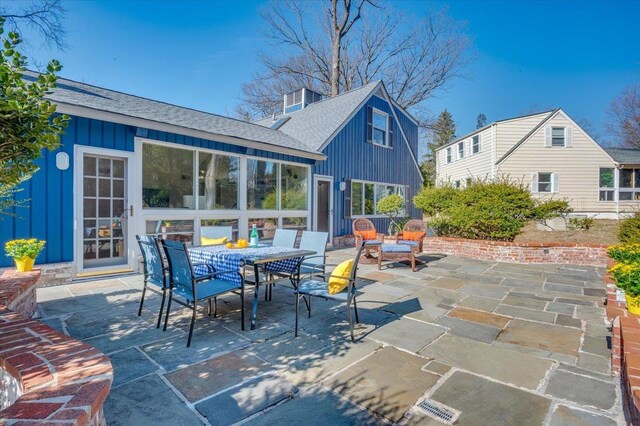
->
[[435, 109, 640, 218]]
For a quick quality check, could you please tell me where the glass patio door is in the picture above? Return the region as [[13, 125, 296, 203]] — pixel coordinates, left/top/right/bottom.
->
[[82, 154, 129, 269]]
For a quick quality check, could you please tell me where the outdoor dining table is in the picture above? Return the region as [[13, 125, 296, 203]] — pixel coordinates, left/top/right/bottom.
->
[[188, 245, 316, 330]]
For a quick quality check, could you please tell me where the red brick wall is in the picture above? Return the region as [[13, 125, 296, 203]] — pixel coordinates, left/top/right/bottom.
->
[[0, 270, 113, 425]]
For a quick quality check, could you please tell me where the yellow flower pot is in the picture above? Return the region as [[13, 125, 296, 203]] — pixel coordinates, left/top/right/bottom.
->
[[15, 257, 35, 272], [626, 294, 640, 316]]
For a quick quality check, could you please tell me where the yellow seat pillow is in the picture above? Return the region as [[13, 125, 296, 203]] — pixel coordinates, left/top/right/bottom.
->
[[201, 236, 228, 246], [328, 259, 354, 295]]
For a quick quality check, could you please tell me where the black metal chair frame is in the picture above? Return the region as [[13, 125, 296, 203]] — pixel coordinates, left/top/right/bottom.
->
[[160, 240, 245, 347], [294, 242, 365, 342]]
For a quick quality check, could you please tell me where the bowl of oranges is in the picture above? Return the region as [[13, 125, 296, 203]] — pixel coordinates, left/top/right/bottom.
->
[[225, 239, 249, 249]]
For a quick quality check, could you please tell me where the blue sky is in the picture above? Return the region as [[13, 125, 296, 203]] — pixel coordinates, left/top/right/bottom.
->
[[17, 0, 640, 146]]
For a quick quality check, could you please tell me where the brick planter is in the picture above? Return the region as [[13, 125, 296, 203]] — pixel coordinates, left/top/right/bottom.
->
[[0, 270, 113, 425]]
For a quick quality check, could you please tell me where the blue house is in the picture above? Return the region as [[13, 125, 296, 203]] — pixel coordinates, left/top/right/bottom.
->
[[0, 75, 423, 278]]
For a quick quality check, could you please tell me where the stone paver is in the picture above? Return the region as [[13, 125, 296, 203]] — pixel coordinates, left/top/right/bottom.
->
[[195, 373, 297, 426], [103, 375, 204, 425], [420, 334, 554, 390], [429, 371, 551, 426], [549, 405, 617, 426], [36, 250, 621, 425], [497, 319, 582, 356], [165, 351, 271, 402], [327, 347, 440, 422], [545, 370, 617, 410]]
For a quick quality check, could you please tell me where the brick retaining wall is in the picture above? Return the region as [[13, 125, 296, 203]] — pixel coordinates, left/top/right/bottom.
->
[[0, 270, 113, 425], [334, 235, 610, 267]]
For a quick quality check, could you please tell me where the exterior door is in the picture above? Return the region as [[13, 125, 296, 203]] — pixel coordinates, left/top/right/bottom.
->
[[314, 176, 333, 238], [81, 154, 130, 270]]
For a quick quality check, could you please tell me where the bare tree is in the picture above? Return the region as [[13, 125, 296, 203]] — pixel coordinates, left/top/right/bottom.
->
[[237, 1, 471, 120], [0, 0, 66, 50], [608, 84, 640, 148]]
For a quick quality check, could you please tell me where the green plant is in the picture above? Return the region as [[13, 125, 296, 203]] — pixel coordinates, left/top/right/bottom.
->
[[0, 17, 69, 215], [568, 216, 594, 231], [5, 238, 46, 260], [412, 185, 460, 217], [376, 193, 405, 235], [619, 214, 640, 244], [531, 199, 573, 227], [608, 243, 640, 264], [609, 262, 640, 297]]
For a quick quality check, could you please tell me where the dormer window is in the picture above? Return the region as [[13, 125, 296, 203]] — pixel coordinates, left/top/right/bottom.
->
[[372, 110, 388, 146]]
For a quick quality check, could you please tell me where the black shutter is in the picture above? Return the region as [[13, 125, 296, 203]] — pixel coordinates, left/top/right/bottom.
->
[[343, 179, 352, 220], [366, 107, 373, 143], [388, 116, 394, 147]]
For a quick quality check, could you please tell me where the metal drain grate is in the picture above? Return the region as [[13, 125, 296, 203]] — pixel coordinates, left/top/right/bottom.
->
[[416, 399, 459, 424]]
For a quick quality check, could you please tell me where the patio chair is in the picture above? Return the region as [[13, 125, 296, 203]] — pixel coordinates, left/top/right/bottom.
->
[[295, 241, 366, 342], [352, 218, 384, 257], [395, 219, 427, 253], [136, 235, 169, 328], [272, 228, 298, 248], [161, 239, 245, 347], [201, 226, 233, 243]]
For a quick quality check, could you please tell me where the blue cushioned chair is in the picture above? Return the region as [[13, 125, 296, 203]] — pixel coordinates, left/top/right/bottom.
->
[[136, 235, 169, 328], [295, 241, 365, 342], [161, 239, 245, 347]]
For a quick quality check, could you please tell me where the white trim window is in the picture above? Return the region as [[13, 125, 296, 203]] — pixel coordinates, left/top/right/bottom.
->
[[351, 180, 407, 217], [619, 168, 640, 201], [532, 172, 559, 193], [457, 141, 465, 159], [472, 135, 480, 154], [372, 109, 389, 146], [446, 147, 452, 164], [599, 167, 615, 202], [545, 126, 572, 148]]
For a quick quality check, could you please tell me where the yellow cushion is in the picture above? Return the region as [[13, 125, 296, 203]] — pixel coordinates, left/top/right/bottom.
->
[[201, 236, 228, 246], [328, 259, 353, 295]]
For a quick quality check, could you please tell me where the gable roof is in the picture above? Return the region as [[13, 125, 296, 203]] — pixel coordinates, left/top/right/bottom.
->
[[435, 110, 553, 153], [255, 81, 382, 151], [28, 72, 324, 160], [605, 147, 640, 164], [495, 109, 561, 164]]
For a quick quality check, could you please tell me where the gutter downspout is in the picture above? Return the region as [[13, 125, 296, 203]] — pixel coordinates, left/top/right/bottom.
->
[[615, 164, 621, 218]]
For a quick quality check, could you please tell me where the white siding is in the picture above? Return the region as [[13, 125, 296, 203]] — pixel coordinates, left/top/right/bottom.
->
[[495, 112, 549, 160], [436, 127, 493, 185], [498, 112, 617, 213]]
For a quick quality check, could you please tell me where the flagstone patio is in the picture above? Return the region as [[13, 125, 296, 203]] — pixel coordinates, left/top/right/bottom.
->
[[36, 248, 624, 425]]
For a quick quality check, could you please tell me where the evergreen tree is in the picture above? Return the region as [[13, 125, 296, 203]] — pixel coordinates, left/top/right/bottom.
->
[[476, 113, 487, 129], [421, 110, 456, 186]]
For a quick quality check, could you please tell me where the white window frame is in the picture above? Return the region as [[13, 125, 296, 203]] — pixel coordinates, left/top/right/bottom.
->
[[135, 137, 311, 241], [457, 141, 465, 160], [537, 172, 553, 193], [599, 167, 615, 202], [551, 127, 566, 147], [350, 179, 407, 218], [472, 135, 480, 154], [446, 147, 452, 164], [371, 108, 389, 147]]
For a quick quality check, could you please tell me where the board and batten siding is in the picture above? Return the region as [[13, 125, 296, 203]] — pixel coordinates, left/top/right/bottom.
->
[[494, 113, 549, 160], [314, 95, 423, 236], [437, 127, 493, 185], [0, 115, 312, 268], [498, 112, 617, 213]]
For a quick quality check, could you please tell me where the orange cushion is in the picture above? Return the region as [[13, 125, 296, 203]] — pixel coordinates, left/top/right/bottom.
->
[[403, 231, 425, 241], [355, 229, 377, 240]]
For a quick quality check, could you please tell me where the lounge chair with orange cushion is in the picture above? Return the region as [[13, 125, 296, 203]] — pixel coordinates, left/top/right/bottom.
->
[[352, 218, 384, 257], [395, 219, 427, 253]]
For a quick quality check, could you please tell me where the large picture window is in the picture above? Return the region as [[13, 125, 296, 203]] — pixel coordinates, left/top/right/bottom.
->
[[198, 153, 239, 210], [247, 159, 278, 210], [143, 144, 193, 209], [281, 164, 308, 210], [351, 180, 407, 217]]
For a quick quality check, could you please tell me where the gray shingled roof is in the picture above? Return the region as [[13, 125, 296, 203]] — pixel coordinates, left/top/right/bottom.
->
[[255, 81, 382, 151], [26, 72, 320, 156], [605, 148, 640, 164]]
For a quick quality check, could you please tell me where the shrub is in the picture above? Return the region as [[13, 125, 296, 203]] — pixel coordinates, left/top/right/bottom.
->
[[609, 262, 640, 297], [412, 185, 460, 217], [608, 243, 640, 264], [619, 214, 640, 243], [414, 178, 569, 241], [568, 217, 594, 231], [376, 194, 405, 235]]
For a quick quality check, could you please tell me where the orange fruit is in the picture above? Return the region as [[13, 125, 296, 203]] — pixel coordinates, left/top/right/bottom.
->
[[225, 242, 233, 249]]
